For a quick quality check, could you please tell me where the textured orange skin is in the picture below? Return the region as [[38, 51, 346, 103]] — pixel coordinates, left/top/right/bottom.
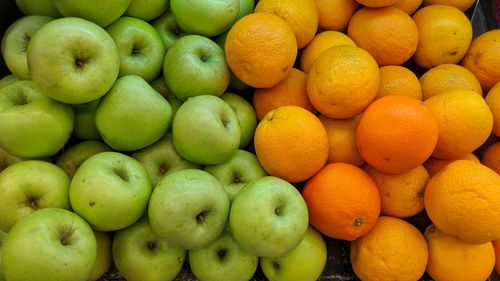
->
[[423, 0, 477, 11], [355, 0, 400, 7], [424, 153, 480, 177], [485, 81, 500, 137], [314, 0, 358, 31], [376, 65, 422, 100]]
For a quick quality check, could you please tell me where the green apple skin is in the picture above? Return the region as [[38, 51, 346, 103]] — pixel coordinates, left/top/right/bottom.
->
[[73, 99, 101, 140], [163, 35, 230, 101], [88, 231, 112, 281], [0, 81, 74, 158], [0, 75, 20, 89], [132, 133, 200, 188], [172, 95, 241, 165], [113, 216, 187, 281], [229, 176, 309, 258], [152, 10, 186, 50], [170, 0, 239, 37], [220, 92, 257, 148], [1, 15, 53, 80], [106, 17, 166, 82], [148, 169, 230, 250], [125, 0, 169, 21], [95, 75, 172, 151], [55, 140, 112, 179], [260, 226, 327, 281], [188, 227, 258, 281], [70, 151, 152, 231], [1, 208, 97, 281], [53, 0, 132, 27], [149, 76, 183, 120], [234, 0, 255, 22], [0, 229, 6, 281], [15, 0, 61, 17], [214, 32, 249, 92], [0, 147, 23, 173], [204, 149, 266, 202], [27, 17, 120, 104]]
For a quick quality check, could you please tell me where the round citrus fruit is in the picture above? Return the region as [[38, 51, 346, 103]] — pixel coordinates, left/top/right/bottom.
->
[[314, 0, 358, 31], [376, 65, 422, 100], [485, 81, 500, 137], [393, 0, 423, 14], [482, 141, 500, 175], [423, 0, 477, 11], [424, 153, 480, 177]]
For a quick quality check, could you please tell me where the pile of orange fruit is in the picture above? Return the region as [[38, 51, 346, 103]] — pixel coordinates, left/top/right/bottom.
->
[[225, 0, 500, 279]]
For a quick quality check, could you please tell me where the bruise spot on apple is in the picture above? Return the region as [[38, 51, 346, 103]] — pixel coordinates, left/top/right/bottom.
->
[[89, 201, 96, 207]]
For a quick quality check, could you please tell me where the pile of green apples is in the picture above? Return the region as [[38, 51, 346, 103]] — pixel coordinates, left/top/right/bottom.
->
[[0, 0, 329, 281]]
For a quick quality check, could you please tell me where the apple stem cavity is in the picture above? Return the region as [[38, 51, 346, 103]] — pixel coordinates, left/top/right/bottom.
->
[[58, 225, 75, 246], [272, 261, 280, 271], [12, 91, 29, 106], [26, 196, 39, 210], [274, 207, 283, 216], [113, 167, 129, 182], [21, 32, 31, 52], [147, 241, 156, 251], [217, 248, 228, 260], [196, 211, 207, 224], [158, 164, 169, 175]]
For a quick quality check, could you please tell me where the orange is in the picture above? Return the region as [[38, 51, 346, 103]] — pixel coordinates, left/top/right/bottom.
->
[[225, 13, 297, 88], [319, 115, 364, 167], [482, 141, 500, 175], [494, 240, 500, 275], [424, 153, 480, 177], [376, 65, 422, 100], [419, 63, 482, 100], [425, 160, 500, 244], [412, 5, 473, 69], [364, 165, 429, 218], [314, 0, 358, 31], [462, 30, 500, 91], [350, 216, 428, 281], [424, 89, 493, 159], [356, 95, 439, 174], [393, 0, 423, 14], [300, 30, 356, 74], [425, 224, 495, 281], [254, 0, 318, 49], [347, 6, 419, 66], [306, 45, 380, 119], [253, 106, 329, 183], [355, 0, 400, 7], [485, 81, 500, 137], [423, 0, 477, 11], [302, 163, 381, 241], [252, 68, 316, 121]]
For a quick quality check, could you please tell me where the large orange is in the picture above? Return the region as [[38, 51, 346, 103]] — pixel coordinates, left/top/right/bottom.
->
[[376, 65, 422, 100], [225, 13, 297, 88], [424, 160, 500, 244], [356, 95, 439, 174], [424, 153, 480, 177], [314, 0, 358, 31], [306, 45, 380, 119], [482, 141, 500, 175], [485, 81, 500, 137], [253, 106, 329, 183], [347, 6, 419, 66], [302, 163, 381, 241]]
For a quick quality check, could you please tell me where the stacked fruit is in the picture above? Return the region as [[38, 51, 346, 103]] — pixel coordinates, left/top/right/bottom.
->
[[0, 0, 499, 281]]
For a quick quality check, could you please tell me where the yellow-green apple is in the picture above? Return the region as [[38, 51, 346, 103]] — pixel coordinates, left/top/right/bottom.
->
[[234, 0, 255, 22], [220, 92, 257, 148], [88, 231, 112, 281], [53, 0, 132, 27], [188, 226, 258, 281], [204, 149, 266, 201], [0, 81, 74, 158], [149, 76, 183, 120], [1, 15, 53, 79], [0, 75, 19, 89], [260, 226, 327, 281], [15, 0, 61, 17], [95, 75, 172, 151], [163, 35, 230, 101], [172, 95, 240, 165], [69, 151, 152, 231], [0, 229, 6, 281], [27, 17, 120, 104], [214, 32, 249, 92], [0, 147, 22, 173], [112, 216, 187, 281], [55, 140, 112, 179], [148, 169, 230, 250], [73, 99, 101, 140], [229, 176, 309, 257], [152, 10, 186, 50], [1, 208, 97, 281], [125, 0, 169, 21], [170, 0, 239, 37], [106, 17, 165, 82], [132, 133, 200, 188]]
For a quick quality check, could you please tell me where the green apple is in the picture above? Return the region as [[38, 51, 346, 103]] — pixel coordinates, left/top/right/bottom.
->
[[0, 147, 22, 173], [149, 76, 183, 120], [88, 231, 112, 281], [220, 92, 257, 148], [112, 216, 187, 281], [172, 95, 240, 165], [70, 151, 152, 231], [55, 140, 112, 179], [230, 176, 309, 258], [214, 32, 249, 92], [15, 0, 61, 17], [1, 15, 53, 80], [27, 17, 120, 104], [234, 0, 255, 22], [0, 80, 74, 158], [148, 169, 230, 250], [0, 229, 6, 281], [73, 99, 101, 140], [95, 75, 172, 151], [152, 10, 186, 50], [53, 0, 132, 27], [0, 75, 20, 89], [1, 208, 97, 281], [125, 0, 169, 21], [170, 0, 239, 37], [106, 17, 165, 82], [204, 149, 266, 201], [163, 35, 230, 101], [132, 133, 200, 188], [260, 226, 327, 281]]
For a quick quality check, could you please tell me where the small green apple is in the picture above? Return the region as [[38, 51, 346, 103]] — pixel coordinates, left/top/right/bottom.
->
[[55, 140, 112, 179], [73, 99, 101, 140], [15, 0, 61, 17], [112, 216, 187, 281], [152, 10, 186, 50], [214, 31, 249, 92], [53, 0, 132, 27], [149, 76, 183, 120], [125, 0, 169, 21], [220, 92, 257, 148], [0, 75, 19, 89], [88, 231, 112, 281]]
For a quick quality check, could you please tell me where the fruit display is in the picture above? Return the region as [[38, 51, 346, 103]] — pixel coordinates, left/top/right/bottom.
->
[[0, 0, 500, 281]]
